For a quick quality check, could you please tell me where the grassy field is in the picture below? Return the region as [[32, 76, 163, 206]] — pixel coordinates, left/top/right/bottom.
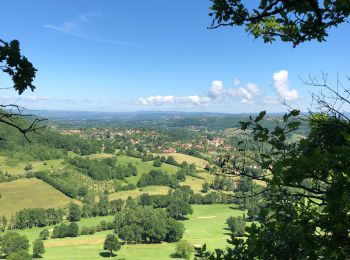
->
[[0, 156, 63, 176], [5, 204, 243, 260], [0, 178, 78, 217], [181, 177, 206, 193], [83, 153, 115, 159], [155, 153, 208, 168], [116, 155, 179, 184], [109, 185, 171, 200], [6, 215, 114, 242]]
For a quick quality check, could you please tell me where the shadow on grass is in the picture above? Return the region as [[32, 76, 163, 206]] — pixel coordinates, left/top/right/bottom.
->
[[169, 253, 183, 259], [99, 252, 116, 258], [229, 205, 241, 210]]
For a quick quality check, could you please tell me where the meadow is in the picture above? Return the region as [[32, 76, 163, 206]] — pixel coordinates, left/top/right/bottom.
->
[[108, 185, 171, 200], [0, 178, 78, 217], [116, 155, 179, 184], [155, 153, 208, 169], [0, 156, 64, 176]]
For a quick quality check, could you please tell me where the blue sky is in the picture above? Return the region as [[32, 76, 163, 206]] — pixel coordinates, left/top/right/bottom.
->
[[1, 0, 349, 113]]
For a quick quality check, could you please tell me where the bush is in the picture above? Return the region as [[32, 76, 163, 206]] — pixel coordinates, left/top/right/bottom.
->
[[175, 240, 194, 260], [115, 206, 184, 244], [39, 229, 49, 240], [68, 203, 82, 222], [6, 250, 32, 260], [80, 226, 96, 235], [137, 170, 178, 188], [153, 159, 162, 167], [32, 239, 45, 258], [226, 216, 246, 237], [51, 223, 79, 238], [176, 171, 186, 181], [24, 164, 33, 171]]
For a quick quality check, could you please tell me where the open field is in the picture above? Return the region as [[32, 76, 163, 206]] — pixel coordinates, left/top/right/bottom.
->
[[155, 153, 208, 168], [83, 153, 115, 159], [116, 155, 179, 184], [0, 156, 64, 176], [0, 178, 78, 217], [6, 204, 242, 259], [181, 176, 206, 193], [2, 215, 114, 242], [109, 185, 171, 200]]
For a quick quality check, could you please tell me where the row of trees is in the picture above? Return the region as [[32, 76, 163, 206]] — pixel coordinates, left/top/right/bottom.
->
[[13, 208, 64, 230], [114, 206, 184, 244], [137, 169, 179, 188], [67, 157, 137, 180], [52, 222, 79, 238], [0, 232, 44, 259], [0, 208, 64, 231], [35, 170, 89, 199]]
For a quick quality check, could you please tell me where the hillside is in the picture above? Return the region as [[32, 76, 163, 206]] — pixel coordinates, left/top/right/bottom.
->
[[0, 178, 78, 217]]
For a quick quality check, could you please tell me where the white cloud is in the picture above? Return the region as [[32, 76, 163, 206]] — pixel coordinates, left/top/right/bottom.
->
[[208, 80, 224, 99], [136, 70, 299, 108], [44, 13, 133, 46], [272, 70, 299, 101], [224, 82, 260, 104], [138, 81, 261, 107]]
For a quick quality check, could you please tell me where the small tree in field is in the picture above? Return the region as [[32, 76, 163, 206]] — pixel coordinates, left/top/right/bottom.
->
[[103, 234, 121, 257], [153, 159, 162, 167], [39, 229, 49, 240], [32, 239, 45, 258], [166, 197, 193, 220], [68, 203, 81, 222], [24, 164, 33, 171], [226, 216, 246, 237], [175, 240, 193, 260]]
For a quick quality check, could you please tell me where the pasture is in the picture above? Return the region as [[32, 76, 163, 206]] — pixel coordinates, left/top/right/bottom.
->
[[0, 178, 78, 217], [156, 153, 208, 168], [108, 185, 171, 200], [116, 155, 179, 184], [0, 156, 63, 176]]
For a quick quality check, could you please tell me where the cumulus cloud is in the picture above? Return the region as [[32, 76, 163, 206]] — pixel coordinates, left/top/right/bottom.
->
[[208, 80, 224, 99], [138, 80, 261, 107], [234, 83, 260, 104], [272, 70, 299, 101], [210, 81, 260, 104], [137, 70, 300, 108]]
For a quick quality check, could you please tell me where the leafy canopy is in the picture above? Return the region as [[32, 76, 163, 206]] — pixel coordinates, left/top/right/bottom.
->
[[209, 0, 350, 46]]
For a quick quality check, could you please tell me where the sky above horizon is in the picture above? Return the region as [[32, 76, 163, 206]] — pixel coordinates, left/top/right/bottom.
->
[[1, 0, 349, 113]]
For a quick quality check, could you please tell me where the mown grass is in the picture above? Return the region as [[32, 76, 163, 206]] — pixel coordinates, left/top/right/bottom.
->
[[4, 216, 114, 242], [5, 204, 243, 259], [0, 178, 78, 217]]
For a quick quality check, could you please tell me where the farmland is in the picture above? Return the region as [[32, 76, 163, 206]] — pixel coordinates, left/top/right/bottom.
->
[[0, 178, 78, 217], [0, 112, 268, 260]]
